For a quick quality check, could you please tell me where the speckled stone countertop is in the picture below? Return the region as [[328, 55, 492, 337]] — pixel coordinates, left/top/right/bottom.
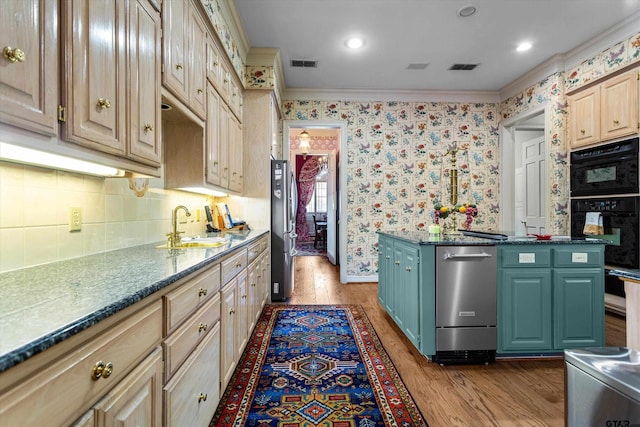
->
[[609, 268, 640, 282], [377, 230, 608, 246], [0, 229, 268, 373]]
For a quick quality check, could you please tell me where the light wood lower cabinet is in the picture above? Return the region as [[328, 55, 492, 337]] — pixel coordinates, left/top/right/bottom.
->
[[0, 236, 269, 427], [164, 322, 220, 427], [0, 301, 162, 426], [89, 347, 163, 427]]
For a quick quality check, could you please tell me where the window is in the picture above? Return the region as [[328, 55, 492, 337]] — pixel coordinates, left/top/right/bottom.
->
[[306, 180, 327, 213]]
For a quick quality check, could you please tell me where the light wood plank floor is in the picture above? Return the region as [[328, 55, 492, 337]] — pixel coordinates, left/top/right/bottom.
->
[[287, 256, 627, 427]]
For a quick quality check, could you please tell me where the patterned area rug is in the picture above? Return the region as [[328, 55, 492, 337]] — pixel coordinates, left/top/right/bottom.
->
[[295, 241, 327, 257], [210, 304, 428, 426]]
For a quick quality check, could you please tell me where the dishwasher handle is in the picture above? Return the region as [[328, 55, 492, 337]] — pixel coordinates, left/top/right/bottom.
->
[[442, 252, 493, 260]]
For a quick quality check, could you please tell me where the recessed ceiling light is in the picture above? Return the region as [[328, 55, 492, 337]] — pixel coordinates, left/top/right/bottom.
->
[[516, 42, 533, 52], [345, 37, 364, 49], [457, 5, 477, 17]]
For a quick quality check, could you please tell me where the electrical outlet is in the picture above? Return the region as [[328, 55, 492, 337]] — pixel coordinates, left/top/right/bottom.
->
[[69, 207, 82, 232]]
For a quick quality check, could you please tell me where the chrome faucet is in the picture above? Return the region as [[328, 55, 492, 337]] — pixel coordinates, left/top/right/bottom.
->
[[167, 205, 191, 247]]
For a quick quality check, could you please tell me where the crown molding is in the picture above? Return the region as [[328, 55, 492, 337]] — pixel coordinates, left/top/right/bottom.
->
[[283, 88, 500, 103], [499, 54, 566, 100], [563, 10, 640, 71]]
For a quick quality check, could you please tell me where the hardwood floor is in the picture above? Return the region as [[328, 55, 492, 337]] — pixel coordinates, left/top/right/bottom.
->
[[287, 255, 627, 427]]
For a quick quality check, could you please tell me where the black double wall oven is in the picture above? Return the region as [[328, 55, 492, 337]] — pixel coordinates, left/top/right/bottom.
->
[[570, 137, 639, 298]]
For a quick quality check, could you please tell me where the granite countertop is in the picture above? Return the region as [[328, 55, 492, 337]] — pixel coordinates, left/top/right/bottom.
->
[[0, 229, 268, 373], [609, 269, 640, 282], [377, 230, 609, 246]]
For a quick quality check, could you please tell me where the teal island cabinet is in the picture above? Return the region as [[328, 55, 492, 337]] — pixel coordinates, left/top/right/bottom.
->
[[377, 231, 606, 360]]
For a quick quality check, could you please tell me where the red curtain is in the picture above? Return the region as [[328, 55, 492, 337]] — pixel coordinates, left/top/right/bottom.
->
[[295, 156, 321, 241]]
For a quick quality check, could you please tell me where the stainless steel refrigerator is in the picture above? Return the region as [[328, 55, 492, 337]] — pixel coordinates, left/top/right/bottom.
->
[[271, 160, 298, 301]]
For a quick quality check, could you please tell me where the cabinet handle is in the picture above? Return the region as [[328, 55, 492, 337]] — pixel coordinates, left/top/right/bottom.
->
[[229, 308, 235, 315], [233, 92, 237, 97], [394, 260, 400, 265], [224, 78, 229, 83], [385, 255, 390, 259], [251, 282, 256, 287], [143, 124, 153, 132], [235, 262, 242, 267], [406, 266, 412, 271], [97, 98, 111, 109], [580, 129, 586, 134], [213, 61, 219, 66], [197, 88, 203, 94], [3, 46, 25, 63], [198, 323, 208, 332], [613, 119, 620, 125], [197, 393, 207, 402], [176, 63, 183, 70], [198, 287, 208, 296], [242, 294, 247, 299], [91, 361, 113, 380]]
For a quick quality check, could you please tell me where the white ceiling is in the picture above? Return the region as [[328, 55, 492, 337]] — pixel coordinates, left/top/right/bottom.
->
[[234, 0, 640, 93]]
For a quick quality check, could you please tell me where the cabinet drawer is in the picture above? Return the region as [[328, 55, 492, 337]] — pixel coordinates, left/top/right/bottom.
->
[[221, 249, 248, 285], [500, 246, 551, 268], [0, 301, 162, 427], [165, 263, 220, 333], [164, 321, 221, 427], [164, 293, 221, 380], [247, 240, 263, 264], [553, 246, 604, 268]]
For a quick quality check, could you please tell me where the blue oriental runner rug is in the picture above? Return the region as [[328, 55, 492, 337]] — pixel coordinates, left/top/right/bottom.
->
[[210, 304, 428, 426]]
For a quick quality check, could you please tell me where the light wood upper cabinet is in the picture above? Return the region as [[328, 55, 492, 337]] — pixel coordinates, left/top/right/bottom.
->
[[206, 83, 222, 186], [219, 101, 231, 187], [568, 86, 600, 149], [568, 68, 639, 149], [61, 0, 127, 155], [128, 0, 162, 166], [188, 5, 207, 118], [0, 0, 58, 136], [228, 114, 243, 193], [162, 0, 189, 101], [601, 69, 638, 141], [206, 35, 222, 88]]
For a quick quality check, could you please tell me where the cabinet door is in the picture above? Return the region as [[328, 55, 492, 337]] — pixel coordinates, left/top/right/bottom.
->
[[398, 243, 420, 348], [247, 260, 260, 332], [188, 5, 207, 119], [93, 347, 162, 427], [128, 0, 162, 166], [61, 0, 126, 155], [377, 237, 390, 310], [568, 86, 600, 148], [206, 84, 221, 186], [220, 280, 237, 388], [162, 0, 189, 102], [228, 114, 243, 193], [553, 268, 604, 349], [0, 0, 58, 136], [219, 101, 230, 187], [601, 69, 638, 141], [206, 35, 222, 87], [499, 269, 553, 352], [164, 323, 221, 427], [236, 270, 249, 357]]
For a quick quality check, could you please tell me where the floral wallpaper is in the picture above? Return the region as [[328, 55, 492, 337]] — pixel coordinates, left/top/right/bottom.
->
[[565, 31, 640, 91], [282, 101, 500, 277]]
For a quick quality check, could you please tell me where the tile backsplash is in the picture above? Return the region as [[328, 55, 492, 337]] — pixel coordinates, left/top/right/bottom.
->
[[0, 161, 212, 273]]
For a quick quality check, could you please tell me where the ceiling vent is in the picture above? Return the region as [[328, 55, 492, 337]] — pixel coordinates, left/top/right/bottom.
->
[[406, 63, 429, 70], [291, 59, 318, 68], [449, 63, 479, 70]]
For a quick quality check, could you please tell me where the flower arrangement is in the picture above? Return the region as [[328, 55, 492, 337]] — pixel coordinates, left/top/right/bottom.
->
[[433, 203, 478, 231]]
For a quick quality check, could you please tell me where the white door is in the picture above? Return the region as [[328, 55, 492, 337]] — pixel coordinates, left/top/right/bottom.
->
[[516, 136, 546, 234], [326, 152, 337, 265]]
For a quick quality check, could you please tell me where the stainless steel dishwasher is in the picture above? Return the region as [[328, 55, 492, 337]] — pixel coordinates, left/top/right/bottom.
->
[[433, 245, 497, 364]]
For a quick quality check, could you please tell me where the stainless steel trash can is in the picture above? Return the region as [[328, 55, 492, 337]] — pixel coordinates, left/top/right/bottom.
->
[[565, 347, 640, 426]]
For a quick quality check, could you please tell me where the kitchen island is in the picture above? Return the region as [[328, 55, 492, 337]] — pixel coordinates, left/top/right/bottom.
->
[[610, 269, 640, 350], [378, 230, 607, 362]]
